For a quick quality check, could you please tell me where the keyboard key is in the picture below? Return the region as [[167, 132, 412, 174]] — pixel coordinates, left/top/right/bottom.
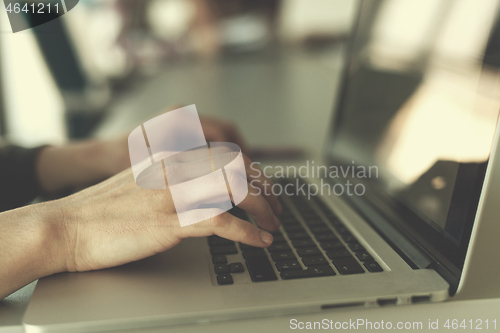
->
[[348, 243, 365, 252], [316, 206, 342, 225], [273, 234, 287, 243], [323, 211, 339, 220], [281, 222, 302, 228], [276, 260, 302, 271], [341, 235, 356, 243], [228, 262, 245, 273], [297, 247, 322, 257], [292, 239, 317, 248], [302, 255, 328, 266], [215, 264, 229, 274], [319, 241, 344, 250], [312, 198, 328, 208], [309, 226, 333, 235], [295, 202, 314, 209], [246, 258, 278, 282], [270, 230, 283, 236], [330, 220, 344, 228], [267, 243, 292, 253], [239, 243, 259, 251], [335, 226, 351, 235], [242, 249, 267, 259], [296, 205, 315, 212], [316, 205, 332, 214], [287, 232, 310, 240], [304, 219, 327, 227], [281, 266, 335, 280], [212, 255, 228, 265], [356, 252, 373, 262], [326, 249, 351, 259], [279, 216, 298, 223], [271, 252, 296, 261], [208, 236, 234, 247], [300, 212, 321, 220], [291, 198, 308, 206], [331, 257, 365, 275], [279, 208, 296, 215], [315, 234, 337, 242], [217, 273, 234, 285], [282, 224, 305, 232], [293, 197, 310, 205], [210, 245, 238, 255], [364, 261, 383, 272]]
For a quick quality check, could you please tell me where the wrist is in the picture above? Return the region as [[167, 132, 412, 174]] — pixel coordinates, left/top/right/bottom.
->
[[35, 200, 74, 275], [0, 202, 67, 298]]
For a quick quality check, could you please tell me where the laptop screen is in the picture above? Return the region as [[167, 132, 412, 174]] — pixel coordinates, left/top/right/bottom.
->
[[327, 0, 500, 267]]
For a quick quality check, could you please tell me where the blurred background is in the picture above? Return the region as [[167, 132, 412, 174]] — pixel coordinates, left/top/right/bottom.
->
[[0, 0, 357, 153], [0, 0, 498, 160]]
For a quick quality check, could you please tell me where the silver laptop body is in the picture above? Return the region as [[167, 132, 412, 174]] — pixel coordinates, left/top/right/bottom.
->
[[23, 1, 500, 331]]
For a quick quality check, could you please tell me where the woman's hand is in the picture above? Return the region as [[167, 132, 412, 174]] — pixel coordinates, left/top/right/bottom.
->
[[36, 111, 248, 194], [59, 151, 280, 272], [199, 116, 249, 155], [0, 155, 280, 298]]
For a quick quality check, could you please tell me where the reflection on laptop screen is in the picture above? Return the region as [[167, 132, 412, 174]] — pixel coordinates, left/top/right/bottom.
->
[[329, 0, 500, 248]]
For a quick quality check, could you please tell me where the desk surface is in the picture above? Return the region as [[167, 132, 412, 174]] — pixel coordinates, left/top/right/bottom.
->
[[2, 46, 498, 332], [94, 47, 344, 158]]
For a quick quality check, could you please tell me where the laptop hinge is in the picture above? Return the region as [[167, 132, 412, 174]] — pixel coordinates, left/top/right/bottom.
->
[[345, 193, 433, 269]]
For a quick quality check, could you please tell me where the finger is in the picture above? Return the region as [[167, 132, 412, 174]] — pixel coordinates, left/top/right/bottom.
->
[[175, 210, 274, 248], [163, 148, 280, 231], [183, 149, 283, 217], [168, 168, 279, 232], [242, 155, 282, 215], [224, 123, 250, 156], [167, 170, 231, 212], [204, 129, 226, 143], [202, 118, 249, 156], [236, 182, 280, 231], [162, 145, 238, 185]]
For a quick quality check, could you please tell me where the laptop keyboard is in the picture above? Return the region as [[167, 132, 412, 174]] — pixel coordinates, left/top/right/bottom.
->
[[208, 179, 383, 285]]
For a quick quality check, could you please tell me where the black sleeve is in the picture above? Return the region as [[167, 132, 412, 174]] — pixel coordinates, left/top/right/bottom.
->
[[0, 143, 46, 212]]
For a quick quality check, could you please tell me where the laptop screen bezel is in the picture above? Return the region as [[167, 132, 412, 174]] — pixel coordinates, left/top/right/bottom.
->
[[322, 0, 495, 289]]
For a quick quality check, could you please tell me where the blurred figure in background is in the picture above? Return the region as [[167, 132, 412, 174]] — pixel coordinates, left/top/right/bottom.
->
[[114, 0, 281, 66], [190, 0, 281, 56]]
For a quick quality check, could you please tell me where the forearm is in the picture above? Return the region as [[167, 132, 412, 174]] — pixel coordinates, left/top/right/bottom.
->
[[0, 202, 66, 299], [36, 138, 128, 193]]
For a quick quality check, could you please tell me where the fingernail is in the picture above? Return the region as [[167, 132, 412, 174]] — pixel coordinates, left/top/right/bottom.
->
[[260, 230, 273, 245], [273, 216, 281, 229]]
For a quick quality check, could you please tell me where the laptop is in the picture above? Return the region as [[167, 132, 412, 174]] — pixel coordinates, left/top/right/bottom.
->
[[23, 0, 500, 331]]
